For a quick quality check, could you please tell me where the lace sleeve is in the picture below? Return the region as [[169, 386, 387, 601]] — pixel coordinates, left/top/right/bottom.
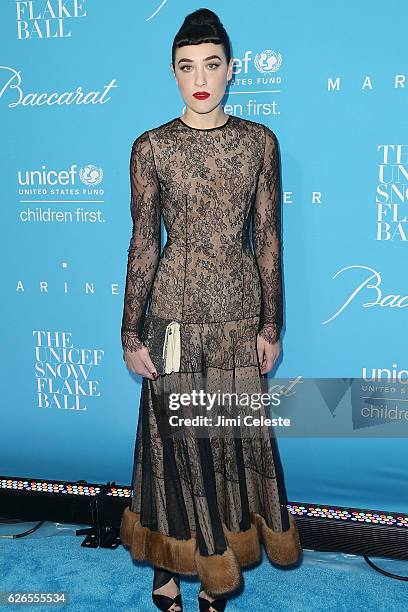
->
[[121, 131, 161, 353], [252, 124, 283, 345]]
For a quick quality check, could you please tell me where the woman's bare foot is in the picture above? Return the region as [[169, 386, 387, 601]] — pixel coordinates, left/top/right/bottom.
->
[[153, 577, 181, 612]]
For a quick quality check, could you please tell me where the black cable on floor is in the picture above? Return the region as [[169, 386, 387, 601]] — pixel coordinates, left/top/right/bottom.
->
[[363, 555, 408, 581], [0, 520, 45, 538]]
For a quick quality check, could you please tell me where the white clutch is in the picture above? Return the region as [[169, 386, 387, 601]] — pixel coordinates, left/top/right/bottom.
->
[[162, 321, 181, 374]]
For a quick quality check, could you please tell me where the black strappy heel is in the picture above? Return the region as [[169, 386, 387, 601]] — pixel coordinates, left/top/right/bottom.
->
[[152, 566, 183, 611], [198, 588, 227, 612]]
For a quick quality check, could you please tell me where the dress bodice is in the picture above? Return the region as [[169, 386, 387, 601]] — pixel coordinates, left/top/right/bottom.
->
[[121, 114, 283, 352]]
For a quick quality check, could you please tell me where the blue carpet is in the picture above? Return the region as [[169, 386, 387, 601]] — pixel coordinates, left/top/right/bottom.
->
[[0, 522, 407, 611]]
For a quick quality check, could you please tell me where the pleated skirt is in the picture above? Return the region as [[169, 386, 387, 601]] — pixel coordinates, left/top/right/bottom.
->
[[120, 315, 302, 596]]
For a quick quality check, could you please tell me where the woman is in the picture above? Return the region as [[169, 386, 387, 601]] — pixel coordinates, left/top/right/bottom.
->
[[120, 8, 302, 612]]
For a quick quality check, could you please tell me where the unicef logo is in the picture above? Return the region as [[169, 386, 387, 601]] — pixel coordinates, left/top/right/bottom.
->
[[254, 50, 282, 74], [79, 165, 103, 186]]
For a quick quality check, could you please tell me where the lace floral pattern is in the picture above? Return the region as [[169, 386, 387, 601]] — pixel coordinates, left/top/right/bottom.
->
[[121, 114, 283, 351], [121, 131, 161, 353], [120, 116, 298, 568]]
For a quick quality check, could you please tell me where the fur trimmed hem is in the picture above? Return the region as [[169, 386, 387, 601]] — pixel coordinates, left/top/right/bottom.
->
[[251, 511, 302, 566], [120, 507, 302, 596]]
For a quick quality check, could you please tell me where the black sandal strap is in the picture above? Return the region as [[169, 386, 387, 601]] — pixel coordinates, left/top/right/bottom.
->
[[198, 594, 227, 612], [153, 566, 180, 590], [152, 567, 182, 610], [152, 592, 182, 610]]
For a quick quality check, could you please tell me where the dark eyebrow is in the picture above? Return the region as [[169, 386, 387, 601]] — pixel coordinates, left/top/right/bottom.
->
[[177, 55, 222, 64]]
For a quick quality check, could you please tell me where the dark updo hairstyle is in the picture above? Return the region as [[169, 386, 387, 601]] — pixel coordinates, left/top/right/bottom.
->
[[171, 8, 231, 67]]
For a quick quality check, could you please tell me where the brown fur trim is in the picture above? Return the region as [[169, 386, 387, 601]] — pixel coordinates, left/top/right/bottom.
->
[[142, 521, 197, 574], [120, 506, 301, 595], [251, 511, 302, 566], [194, 545, 242, 597], [119, 506, 140, 548], [120, 507, 197, 573], [223, 521, 261, 567]]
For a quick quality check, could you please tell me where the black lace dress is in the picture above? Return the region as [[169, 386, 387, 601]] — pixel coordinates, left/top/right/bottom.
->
[[119, 114, 302, 597]]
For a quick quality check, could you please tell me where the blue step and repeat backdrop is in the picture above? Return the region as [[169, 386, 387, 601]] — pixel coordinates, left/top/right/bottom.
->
[[1, 2, 407, 513]]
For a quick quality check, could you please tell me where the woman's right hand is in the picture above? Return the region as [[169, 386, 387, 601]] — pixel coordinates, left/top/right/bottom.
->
[[123, 344, 158, 380]]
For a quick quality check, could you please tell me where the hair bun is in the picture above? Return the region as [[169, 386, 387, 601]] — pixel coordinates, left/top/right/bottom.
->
[[185, 8, 221, 27], [172, 8, 231, 67]]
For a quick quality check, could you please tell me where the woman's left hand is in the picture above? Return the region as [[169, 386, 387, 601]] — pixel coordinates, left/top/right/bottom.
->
[[256, 334, 281, 374]]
